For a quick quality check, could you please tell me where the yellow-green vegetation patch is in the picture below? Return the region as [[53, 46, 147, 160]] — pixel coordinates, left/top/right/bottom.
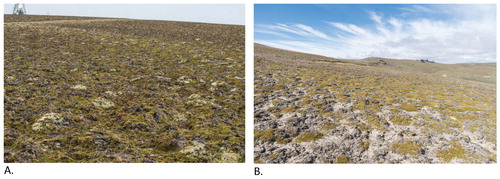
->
[[436, 142, 467, 163], [320, 122, 339, 131], [392, 140, 421, 155], [255, 128, 276, 142], [294, 132, 323, 143], [401, 103, 418, 112], [364, 115, 388, 130], [361, 139, 370, 151], [335, 155, 350, 164], [452, 106, 480, 112], [488, 154, 496, 162], [427, 121, 454, 134], [282, 105, 300, 113], [391, 115, 413, 126]]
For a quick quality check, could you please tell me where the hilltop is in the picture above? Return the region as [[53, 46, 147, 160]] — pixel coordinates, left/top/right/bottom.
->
[[254, 44, 496, 163], [360, 57, 496, 84], [4, 15, 245, 163]]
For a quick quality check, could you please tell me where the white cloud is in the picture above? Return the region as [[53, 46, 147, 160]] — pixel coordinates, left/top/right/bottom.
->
[[254, 29, 292, 39], [388, 17, 402, 31], [256, 5, 496, 63], [294, 24, 330, 39], [256, 23, 333, 40], [398, 5, 435, 14], [327, 22, 368, 36], [368, 11, 383, 25], [257, 24, 299, 36]]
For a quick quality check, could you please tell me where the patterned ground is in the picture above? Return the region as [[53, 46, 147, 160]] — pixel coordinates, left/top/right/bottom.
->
[[254, 44, 496, 164], [4, 15, 245, 163]]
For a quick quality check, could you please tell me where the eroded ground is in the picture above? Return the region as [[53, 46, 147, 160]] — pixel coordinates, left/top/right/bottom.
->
[[254, 44, 496, 164], [4, 15, 245, 163]]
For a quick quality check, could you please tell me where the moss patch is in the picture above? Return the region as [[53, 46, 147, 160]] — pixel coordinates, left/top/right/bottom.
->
[[436, 142, 467, 163], [255, 129, 276, 142], [392, 140, 421, 155], [294, 132, 323, 143], [335, 155, 350, 164], [401, 103, 418, 112]]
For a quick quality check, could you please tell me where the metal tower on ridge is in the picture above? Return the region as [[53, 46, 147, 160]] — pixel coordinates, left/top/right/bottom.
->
[[13, 3, 26, 15]]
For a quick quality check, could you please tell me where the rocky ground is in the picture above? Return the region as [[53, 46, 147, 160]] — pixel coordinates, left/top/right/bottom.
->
[[254, 44, 496, 164], [4, 15, 245, 163]]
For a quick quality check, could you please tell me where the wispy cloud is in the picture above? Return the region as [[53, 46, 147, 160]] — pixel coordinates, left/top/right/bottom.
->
[[398, 5, 435, 14], [254, 29, 292, 39], [327, 22, 369, 36], [368, 11, 383, 24], [256, 23, 333, 41], [294, 24, 330, 39], [255, 5, 496, 63]]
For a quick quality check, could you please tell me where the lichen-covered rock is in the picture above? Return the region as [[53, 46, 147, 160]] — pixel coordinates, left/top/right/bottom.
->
[[187, 99, 209, 107], [32, 113, 67, 131], [188, 94, 201, 99], [105, 91, 115, 97], [92, 97, 115, 108], [71, 84, 87, 90], [180, 141, 205, 154], [211, 81, 226, 86], [177, 76, 194, 84]]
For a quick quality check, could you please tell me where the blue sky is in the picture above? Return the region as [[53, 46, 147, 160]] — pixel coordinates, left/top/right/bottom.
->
[[255, 4, 496, 63], [4, 4, 245, 25]]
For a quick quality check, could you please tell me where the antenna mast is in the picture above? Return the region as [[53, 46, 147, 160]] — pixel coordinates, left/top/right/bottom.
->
[[13, 3, 27, 15]]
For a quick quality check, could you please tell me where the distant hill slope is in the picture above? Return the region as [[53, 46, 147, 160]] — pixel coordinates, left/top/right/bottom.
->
[[4, 14, 109, 22], [253, 44, 495, 84], [360, 57, 496, 84], [254, 44, 496, 164]]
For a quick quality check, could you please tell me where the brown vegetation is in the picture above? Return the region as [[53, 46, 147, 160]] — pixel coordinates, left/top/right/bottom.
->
[[4, 15, 245, 163]]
